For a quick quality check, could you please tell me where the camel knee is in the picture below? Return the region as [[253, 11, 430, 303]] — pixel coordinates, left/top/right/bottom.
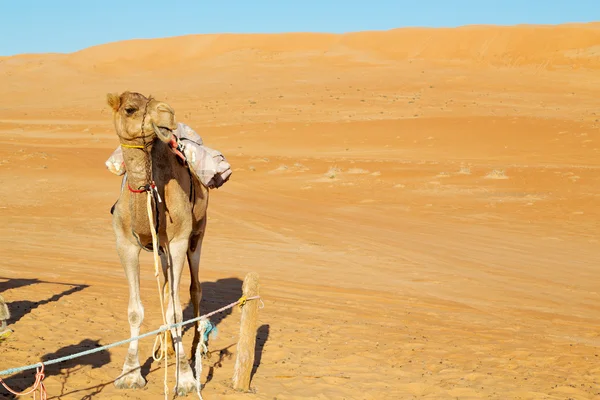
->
[[128, 309, 144, 328]]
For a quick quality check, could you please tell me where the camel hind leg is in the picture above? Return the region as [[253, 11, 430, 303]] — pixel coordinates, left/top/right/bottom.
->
[[187, 227, 206, 362]]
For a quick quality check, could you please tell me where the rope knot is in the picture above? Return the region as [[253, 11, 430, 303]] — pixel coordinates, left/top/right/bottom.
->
[[0, 362, 47, 400]]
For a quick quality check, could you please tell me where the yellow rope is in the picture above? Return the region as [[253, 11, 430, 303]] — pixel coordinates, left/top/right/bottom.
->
[[121, 143, 145, 149], [238, 295, 247, 308], [0, 329, 11, 342], [147, 191, 170, 400]]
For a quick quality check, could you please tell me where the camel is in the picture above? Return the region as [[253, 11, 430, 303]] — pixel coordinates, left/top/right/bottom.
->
[[107, 91, 208, 395]]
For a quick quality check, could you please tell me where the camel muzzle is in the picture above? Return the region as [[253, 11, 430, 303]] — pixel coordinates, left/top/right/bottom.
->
[[152, 122, 174, 143]]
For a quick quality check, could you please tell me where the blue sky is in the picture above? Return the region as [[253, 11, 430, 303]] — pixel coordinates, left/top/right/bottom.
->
[[1, 0, 598, 56]]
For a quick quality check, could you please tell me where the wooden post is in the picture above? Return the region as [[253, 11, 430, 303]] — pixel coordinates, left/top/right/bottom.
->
[[232, 272, 260, 391], [0, 294, 11, 340]]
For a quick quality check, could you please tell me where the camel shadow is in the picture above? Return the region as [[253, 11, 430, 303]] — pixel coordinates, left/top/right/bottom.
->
[[1, 339, 111, 399], [182, 277, 243, 335]]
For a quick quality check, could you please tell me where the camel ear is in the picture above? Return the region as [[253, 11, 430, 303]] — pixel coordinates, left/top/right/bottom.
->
[[106, 93, 121, 112]]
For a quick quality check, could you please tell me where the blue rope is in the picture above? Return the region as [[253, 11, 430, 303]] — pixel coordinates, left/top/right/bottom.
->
[[202, 320, 217, 342]]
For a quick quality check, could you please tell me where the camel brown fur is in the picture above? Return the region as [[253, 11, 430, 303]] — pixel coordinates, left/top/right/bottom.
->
[[107, 91, 209, 395]]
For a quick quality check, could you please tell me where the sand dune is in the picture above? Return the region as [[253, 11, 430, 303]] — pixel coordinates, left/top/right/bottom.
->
[[1, 23, 599, 399], [6, 22, 600, 69]]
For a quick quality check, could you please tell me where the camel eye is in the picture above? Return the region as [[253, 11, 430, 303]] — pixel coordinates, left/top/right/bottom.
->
[[124, 107, 137, 115]]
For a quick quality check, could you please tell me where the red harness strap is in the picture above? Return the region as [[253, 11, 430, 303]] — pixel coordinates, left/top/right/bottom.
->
[[128, 182, 157, 194], [168, 136, 186, 163], [128, 184, 147, 193]]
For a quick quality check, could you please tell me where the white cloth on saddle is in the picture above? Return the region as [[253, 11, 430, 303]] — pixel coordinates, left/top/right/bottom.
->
[[105, 122, 232, 189]]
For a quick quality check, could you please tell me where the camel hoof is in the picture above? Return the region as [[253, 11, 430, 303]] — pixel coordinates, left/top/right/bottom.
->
[[114, 370, 146, 389], [175, 375, 198, 396]]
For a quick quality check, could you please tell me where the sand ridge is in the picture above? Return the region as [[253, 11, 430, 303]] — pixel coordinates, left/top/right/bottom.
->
[[0, 22, 599, 399]]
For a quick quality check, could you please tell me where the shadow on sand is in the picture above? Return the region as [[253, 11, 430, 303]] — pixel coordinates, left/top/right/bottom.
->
[[182, 277, 243, 335], [252, 324, 270, 381], [0, 278, 42, 293], [181, 277, 270, 389], [1, 339, 111, 399], [0, 277, 89, 326], [1, 277, 268, 398]]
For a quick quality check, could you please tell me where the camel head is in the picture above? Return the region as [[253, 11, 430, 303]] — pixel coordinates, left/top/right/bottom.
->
[[106, 91, 177, 145]]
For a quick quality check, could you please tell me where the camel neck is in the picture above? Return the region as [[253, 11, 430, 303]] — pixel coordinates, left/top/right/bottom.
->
[[121, 146, 154, 190], [120, 144, 159, 245]]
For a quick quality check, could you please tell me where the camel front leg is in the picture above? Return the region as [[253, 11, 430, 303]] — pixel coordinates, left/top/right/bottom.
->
[[114, 238, 146, 389], [165, 239, 197, 396]]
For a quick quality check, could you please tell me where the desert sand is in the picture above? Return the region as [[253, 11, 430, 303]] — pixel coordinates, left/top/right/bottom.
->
[[1, 22, 600, 399]]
